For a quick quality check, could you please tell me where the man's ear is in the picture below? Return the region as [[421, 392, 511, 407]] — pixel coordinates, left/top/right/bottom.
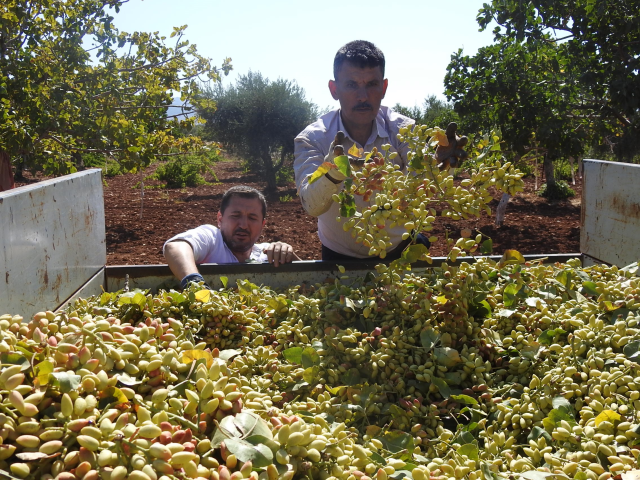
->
[[382, 78, 388, 98], [217, 211, 222, 226], [329, 79, 339, 100]]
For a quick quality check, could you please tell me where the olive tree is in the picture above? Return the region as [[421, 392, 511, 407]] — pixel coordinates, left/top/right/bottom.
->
[[197, 71, 318, 191]]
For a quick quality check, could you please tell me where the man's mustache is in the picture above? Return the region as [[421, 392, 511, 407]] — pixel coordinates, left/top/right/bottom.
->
[[233, 228, 250, 236], [353, 103, 373, 111]]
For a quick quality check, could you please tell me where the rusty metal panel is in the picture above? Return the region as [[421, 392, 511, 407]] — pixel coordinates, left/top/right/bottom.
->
[[581, 159, 640, 267], [0, 169, 106, 320], [56, 268, 106, 313]]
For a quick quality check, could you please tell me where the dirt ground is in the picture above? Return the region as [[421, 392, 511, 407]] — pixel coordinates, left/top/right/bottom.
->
[[96, 159, 581, 265]]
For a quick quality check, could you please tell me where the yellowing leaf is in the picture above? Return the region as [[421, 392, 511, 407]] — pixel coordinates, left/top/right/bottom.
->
[[308, 162, 336, 184], [102, 386, 129, 405], [348, 143, 363, 158], [436, 295, 448, 305], [594, 410, 620, 426], [195, 290, 211, 303], [430, 130, 449, 147], [498, 249, 525, 267], [36, 360, 54, 386], [181, 350, 214, 368]]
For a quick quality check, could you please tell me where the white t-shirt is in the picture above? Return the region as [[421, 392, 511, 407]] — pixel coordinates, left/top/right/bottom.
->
[[163, 225, 270, 264]]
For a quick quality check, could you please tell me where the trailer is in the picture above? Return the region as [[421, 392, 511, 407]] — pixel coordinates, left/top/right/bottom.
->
[[1, 159, 638, 318]]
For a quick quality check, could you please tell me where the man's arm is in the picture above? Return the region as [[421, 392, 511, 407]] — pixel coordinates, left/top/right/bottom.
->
[[294, 133, 346, 217], [164, 240, 204, 287]]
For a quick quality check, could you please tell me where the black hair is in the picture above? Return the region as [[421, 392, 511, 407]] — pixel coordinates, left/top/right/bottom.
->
[[220, 185, 267, 219], [333, 40, 385, 79]]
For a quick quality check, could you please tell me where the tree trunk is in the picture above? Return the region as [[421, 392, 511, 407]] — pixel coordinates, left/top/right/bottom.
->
[[495, 193, 511, 227], [262, 153, 277, 192], [543, 154, 556, 189], [0, 150, 15, 192]]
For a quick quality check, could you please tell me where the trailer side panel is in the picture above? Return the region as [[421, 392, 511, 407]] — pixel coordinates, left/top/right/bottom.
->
[[0, 169, 105, 319]]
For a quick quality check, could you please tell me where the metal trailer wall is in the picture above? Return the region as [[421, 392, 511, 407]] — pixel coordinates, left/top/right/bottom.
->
[[581, 159, 640, 267], [0, 170, 106, 320]]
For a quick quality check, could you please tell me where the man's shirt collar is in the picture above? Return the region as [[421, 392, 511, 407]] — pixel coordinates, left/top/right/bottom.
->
[[337, 109, 389, 148]]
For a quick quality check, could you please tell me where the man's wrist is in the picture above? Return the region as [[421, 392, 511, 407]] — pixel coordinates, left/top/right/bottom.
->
[[180, 273, 206, 289], [325, 171, 343, 184]]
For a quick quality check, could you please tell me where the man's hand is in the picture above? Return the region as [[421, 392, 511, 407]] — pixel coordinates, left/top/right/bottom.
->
[[264, 242, 300, 267], [435, 122, 468, 170], [325, 131, 347, 183]]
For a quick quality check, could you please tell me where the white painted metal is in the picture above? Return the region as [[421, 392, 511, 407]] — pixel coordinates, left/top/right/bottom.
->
[[581, 159, 640, 268], [0, 169, 106, 320], [56, 268, 107, 313]]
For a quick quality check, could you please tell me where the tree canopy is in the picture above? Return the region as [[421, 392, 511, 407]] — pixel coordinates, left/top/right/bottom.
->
[[393, 95, 460, 130], [444, 0, 640, 162], [197, 71, 318, 191], [0, 0, 231, 178]]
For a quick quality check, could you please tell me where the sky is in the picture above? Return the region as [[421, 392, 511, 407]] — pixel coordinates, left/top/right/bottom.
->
[[110, 0, 497, 111]]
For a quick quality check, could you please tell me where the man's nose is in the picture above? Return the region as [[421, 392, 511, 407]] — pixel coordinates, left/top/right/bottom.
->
[[356, 85, 368, 101], [238, 215, 249, 227]]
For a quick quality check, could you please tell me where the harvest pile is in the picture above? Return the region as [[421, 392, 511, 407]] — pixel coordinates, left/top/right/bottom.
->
[[1, 255, 640, 480]]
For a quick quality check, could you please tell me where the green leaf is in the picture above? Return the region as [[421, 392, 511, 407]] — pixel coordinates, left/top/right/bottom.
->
[[451, 394, 478, 405], [282, 347, 303, 364], [377, 430, 414, 455], [543, 408, 576, 430], [481, 239, 493, 254], [581, 281, 598, 296], [218, 349, 242, 361], [245, 434, 280, 452], [528, 426, 552, 443], [420, 329, 439, 351], [552, 397, 572, 411], [498, 250, 525, 267], [341, 368, 362, 386], [458, 443, 479, 460], [401, 244, 430, 263], [0, 352, 29, 370], [538, 328, 567, 345], [469, 300, 492, 318], [432, 377, 451, 398], [334, 155, 351, 178], [434, 347, 462, 367], [237, 279, 259, 296], [224, 438, 273, 468], [51, 372, 81, 393], [370, 451, 387, 465], [481, 461, 508, 480], [212, 411, 273, 447], [220, 276, 228, 288], [99, 386, 129, 409], [623, 340, 640, 362], [303, 366, 319, 383], [503, 283, 520, 307]]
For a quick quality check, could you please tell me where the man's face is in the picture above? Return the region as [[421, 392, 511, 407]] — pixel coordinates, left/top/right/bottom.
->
[[329, 62, 388, 133], [217, 196, 266, 254]]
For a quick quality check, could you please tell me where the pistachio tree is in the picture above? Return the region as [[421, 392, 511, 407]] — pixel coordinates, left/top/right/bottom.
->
[[0, 0, 231, 184]]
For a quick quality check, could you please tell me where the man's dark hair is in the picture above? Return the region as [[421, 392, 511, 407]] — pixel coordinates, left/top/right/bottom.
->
[[333, 40, 385, 79], [220, 185, 267, 219]]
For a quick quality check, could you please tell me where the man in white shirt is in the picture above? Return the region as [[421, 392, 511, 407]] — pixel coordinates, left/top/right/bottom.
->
[[164, 186, 298, 288], [294, 40, 430, 261]]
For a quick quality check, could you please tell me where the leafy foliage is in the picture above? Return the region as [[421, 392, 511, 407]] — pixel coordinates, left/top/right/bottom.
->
[[0, 0, 231, 177], [537, 180, 575, 200], [196, 71, 318, 191], [394, 95, 461, 130], [150, 149, 220, 188], [445, 0, 640, 162]]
